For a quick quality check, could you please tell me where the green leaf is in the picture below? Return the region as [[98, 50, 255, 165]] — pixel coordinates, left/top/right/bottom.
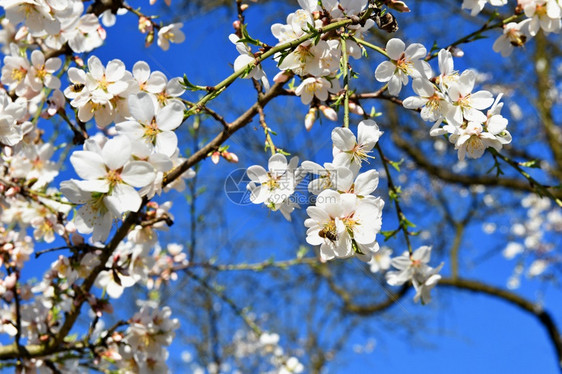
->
[[181, 74, 206, 91], [381, 229, 399, 241], [389, 186, 402, 201], [238, 23, 263, 46], [389, 158, 404, 172], [519, 159, 541, 168]]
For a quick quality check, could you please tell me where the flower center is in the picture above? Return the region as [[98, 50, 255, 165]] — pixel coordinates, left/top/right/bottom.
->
[[98, 76, 109, 91], [264, 174, 280, 191], [36, 66, 47, 80], [106, 168, 122, 187], [144, 118, 160, 143], [11, 67, 26, 82], [395, 53, 413, 75]]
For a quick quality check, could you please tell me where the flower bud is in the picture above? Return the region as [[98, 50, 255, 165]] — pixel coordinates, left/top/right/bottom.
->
[[305, 107, 317, 131], [222, 151, 239, 163], [385, 0, 410, 12], [145, 30, 155, 48], [211, 151, 220, 164], [319, 104, 337, 121], [348, 101, 364, 115], [97, 25, 107, 41], [240, 4, 249, 11], [74, 56, 84, 67], [450, 47, 464, 57], [14, 26, 28, 41], [233, 20, 241, 32], [273, 71, 291, 83]]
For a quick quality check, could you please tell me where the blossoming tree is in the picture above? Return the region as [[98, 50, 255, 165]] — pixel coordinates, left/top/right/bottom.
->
[[0, 0, 561, 372]]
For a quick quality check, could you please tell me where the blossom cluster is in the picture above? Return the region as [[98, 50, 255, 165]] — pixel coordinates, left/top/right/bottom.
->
[[0, 0, 186, 54], [461, 0, 562, 57], [397, 48, 512, 160], [247, 119, 385, 263], [503, 194, 562, 289], [231, 330, 304, 374], [0, 19, 190, 368]]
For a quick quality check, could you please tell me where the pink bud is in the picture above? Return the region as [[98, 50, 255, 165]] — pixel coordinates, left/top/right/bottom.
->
[[211, 151, 220, 164], [385, 0, 411, 12], [240, 4, 249, 11], [6, 187, 17, 197], [222, 151, 239, 163], [273, 71, 291, 83], [319, 105, 338, 121], [348, 102, 364, 116], [97, 26, 106, 40], [233, 20, 241, 31], [305, 107, 317, 131]]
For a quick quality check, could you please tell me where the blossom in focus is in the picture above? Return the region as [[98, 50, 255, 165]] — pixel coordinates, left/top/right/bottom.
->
[[332, 120, 383, 174], [305, 189, 383, 262], [116, 92, 184, 157], [246, 153, 302, 213], [375, 38, 430, 96]]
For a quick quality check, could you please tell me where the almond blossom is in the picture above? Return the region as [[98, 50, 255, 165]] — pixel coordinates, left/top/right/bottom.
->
[[375, 38, 430, 96], [229, 34, 269, 90], [493, 20, 531, 57], [116, 92, 184, 157], [450, 122, 503, 160], [305, 189, 383, 262], [68, 135, 156, 215], [295, 76, 339, 105], [523, 0, 562, 35], [157, 23, 185, 51], [0, 90, 27, 146], [402, 78, 450, 123], [246, 153, 302, 214], [444, 70, 494, 126], [386, 246, 443, 304], [1, 43, 30, 97], [26, 50, 61, 91], [332, 119, 383, 174]]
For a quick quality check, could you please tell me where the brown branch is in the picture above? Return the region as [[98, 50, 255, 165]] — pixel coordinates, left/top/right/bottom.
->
[[163, 80, 286, 186], [534, 32, 562, 182], [317, 264, 410, 316]]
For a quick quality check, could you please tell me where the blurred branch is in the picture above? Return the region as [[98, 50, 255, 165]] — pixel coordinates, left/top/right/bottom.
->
[[534, 31, 562, 182]]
